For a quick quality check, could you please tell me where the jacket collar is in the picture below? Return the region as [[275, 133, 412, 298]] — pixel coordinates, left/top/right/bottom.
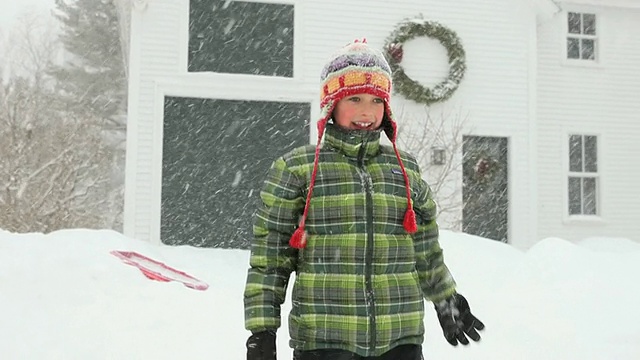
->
[[323, 122, 381, 159]]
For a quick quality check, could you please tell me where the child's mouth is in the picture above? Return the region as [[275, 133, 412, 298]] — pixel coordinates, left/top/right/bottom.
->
[[353, 122, 374, 129]]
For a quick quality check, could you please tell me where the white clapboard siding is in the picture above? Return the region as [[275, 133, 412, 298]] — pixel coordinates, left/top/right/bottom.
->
[[300, 0, 537, 245], [125, 0, 185, 240], [536, 3, 640, 242], [125, 0, 536, 247], [125, 0, 640, 249]]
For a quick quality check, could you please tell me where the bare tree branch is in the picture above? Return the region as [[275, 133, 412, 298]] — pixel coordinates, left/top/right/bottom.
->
[[0, 10, 123, 233], [396, 106, 471, 231]]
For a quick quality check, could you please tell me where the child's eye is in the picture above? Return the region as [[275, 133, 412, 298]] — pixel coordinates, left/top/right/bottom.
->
[[348, 97, 361, 102], [373, 98, 384, 103]]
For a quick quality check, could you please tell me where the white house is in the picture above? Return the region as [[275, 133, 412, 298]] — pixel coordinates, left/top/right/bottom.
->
[[123, 0, 640, 250], [536, 0, 640, 245]]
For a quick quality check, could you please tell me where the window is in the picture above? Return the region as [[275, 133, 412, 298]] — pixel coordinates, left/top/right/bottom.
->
[[188, 0, 294, 76], [568, 135, 598, 216], [567, 12, 597, 60], [161, 96, 310, 248]]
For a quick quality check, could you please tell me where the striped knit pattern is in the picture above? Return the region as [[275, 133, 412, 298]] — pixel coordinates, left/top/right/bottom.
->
[[319, 41, 393, 111], [244, 124, 457, 357], [320, 68, 391, 108]]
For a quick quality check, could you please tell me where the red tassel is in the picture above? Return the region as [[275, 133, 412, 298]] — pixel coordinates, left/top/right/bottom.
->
[[403, 208, 418, 234], [289, 227, 307, 249]]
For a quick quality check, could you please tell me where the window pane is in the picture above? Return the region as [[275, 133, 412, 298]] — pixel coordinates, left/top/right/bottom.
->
[[162, 97, 310, 248], [188, 0, 294, 76], [583, 177, 597, 215], [569, 135, 583, 172], [567, 38, 580, 59], [581, 39, 595, 60], [583, 13, 596, 35], [568, 177, 582, 215], [568, 12, 582, 34], [584, 135, 598, 172]]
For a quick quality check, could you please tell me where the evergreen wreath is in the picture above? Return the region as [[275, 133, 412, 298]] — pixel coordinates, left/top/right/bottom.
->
[[468, 151, 500, 184], [384, 17, 466, 105]]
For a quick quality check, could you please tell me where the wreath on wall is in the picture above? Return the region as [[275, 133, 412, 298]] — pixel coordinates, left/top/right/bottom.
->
[[467, 151, 500, 185], [384, 17, 466, 105]]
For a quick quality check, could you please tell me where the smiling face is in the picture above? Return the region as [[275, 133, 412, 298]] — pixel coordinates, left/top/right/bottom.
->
[[333, 93, 385, 131]]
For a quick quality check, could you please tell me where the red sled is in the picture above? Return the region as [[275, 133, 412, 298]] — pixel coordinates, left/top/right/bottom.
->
[[111, 250, 209, 291]]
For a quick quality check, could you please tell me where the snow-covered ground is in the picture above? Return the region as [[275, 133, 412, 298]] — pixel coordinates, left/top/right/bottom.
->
[[1, 228, 638, 359]]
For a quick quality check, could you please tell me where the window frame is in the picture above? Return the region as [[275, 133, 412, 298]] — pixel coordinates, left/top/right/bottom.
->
[[180, 0, 301, 78], [564, 133, 602, 221], [564, 10, 600, 64]]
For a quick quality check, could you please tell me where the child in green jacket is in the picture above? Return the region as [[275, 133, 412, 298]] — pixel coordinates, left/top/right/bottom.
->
[[244, 39, 484, 360]]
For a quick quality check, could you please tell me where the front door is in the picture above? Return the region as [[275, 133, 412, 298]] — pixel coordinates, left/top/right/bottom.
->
[[462, 136, 509, 242]]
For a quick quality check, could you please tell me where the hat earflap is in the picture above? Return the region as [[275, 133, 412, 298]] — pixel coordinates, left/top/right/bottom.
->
[[289, 108, 331, 249]]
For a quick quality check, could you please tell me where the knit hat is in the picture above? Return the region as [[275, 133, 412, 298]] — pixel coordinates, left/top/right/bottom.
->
[[289, 39, 418, 249]]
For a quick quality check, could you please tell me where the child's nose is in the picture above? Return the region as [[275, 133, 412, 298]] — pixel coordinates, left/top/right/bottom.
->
[[361, 102, 377, 115]]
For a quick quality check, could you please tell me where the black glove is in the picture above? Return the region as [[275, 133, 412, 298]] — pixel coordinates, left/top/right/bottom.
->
[[435, 293, 485, 346], [246, 330, 277, 360]]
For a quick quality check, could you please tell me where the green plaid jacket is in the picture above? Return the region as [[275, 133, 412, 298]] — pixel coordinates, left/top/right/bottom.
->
[[244, 123, 456, 357]]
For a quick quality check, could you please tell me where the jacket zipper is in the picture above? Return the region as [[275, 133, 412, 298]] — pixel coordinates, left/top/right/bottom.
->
[[356, 138, 376, 353]]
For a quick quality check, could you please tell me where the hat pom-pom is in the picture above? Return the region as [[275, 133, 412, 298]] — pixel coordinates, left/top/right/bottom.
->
[[403, 208, 418, 234], [289, 227, 307, 249]]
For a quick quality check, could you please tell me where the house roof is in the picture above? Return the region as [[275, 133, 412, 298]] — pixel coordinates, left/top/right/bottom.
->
[[558, 0, 640, 8]]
